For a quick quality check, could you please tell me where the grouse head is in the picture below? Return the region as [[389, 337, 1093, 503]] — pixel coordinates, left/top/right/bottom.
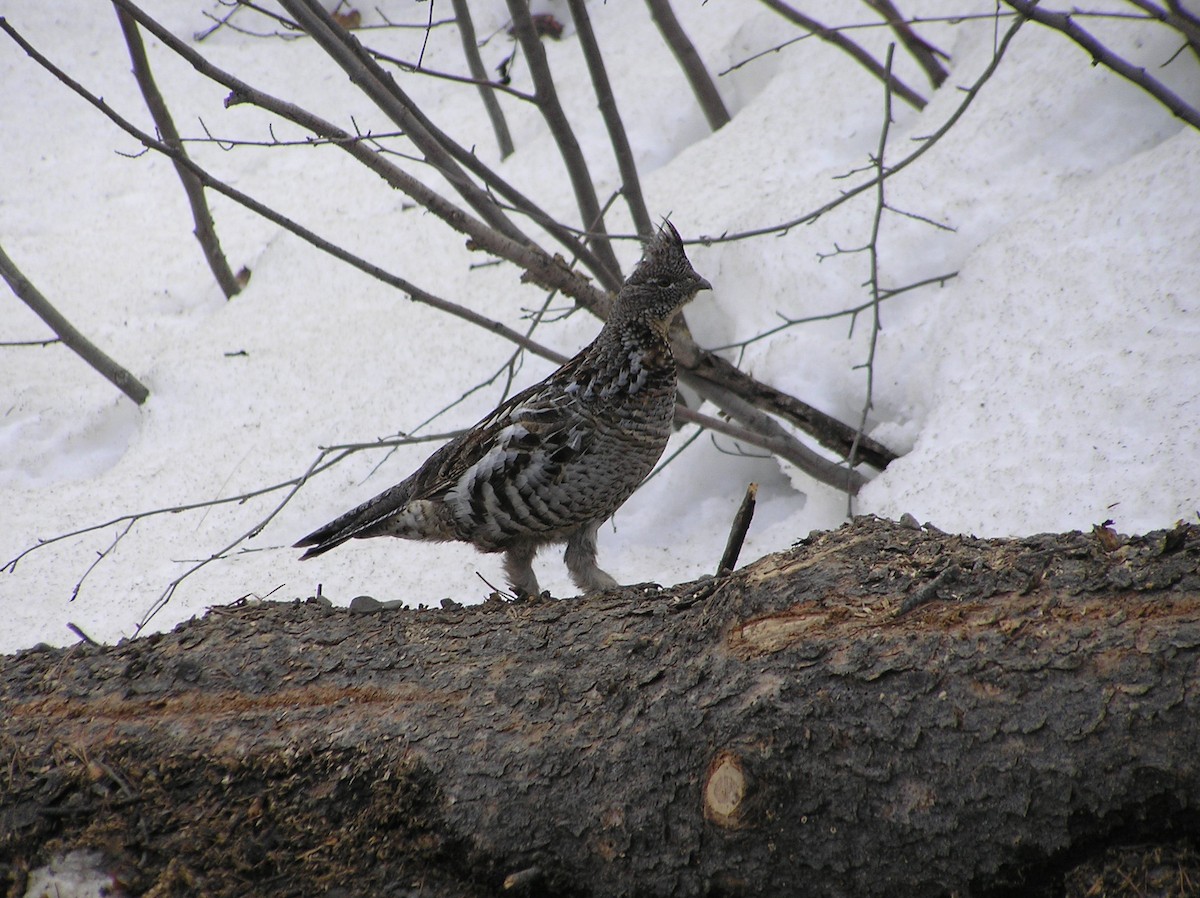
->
[[617, 221, 712, 326]]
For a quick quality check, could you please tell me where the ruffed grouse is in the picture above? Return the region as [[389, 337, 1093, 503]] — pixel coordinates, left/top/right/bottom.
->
[[295, 221, 711, 596]]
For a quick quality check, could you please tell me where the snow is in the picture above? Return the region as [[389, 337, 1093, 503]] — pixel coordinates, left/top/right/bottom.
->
[[1, 1, 1197, 653]]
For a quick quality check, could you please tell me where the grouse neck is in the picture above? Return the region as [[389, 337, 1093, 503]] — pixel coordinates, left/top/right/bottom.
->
[[607, 299, 681, 343]]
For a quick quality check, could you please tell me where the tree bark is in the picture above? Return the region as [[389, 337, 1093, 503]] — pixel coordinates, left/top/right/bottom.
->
[[3, 517, 1199, 897]]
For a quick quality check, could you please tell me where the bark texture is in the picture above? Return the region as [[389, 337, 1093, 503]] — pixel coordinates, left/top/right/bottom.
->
[[3, 517, 1199, 897]]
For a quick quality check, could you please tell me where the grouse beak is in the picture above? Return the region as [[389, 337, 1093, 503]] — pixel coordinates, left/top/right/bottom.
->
[[695, 275, 713, 292]]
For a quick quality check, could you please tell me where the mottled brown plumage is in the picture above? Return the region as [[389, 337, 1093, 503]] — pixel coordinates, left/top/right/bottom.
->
[[295, 221, 711, 595]]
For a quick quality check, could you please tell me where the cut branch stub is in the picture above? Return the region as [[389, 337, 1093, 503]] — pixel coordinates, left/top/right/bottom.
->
[[703, 751, 748, 828]]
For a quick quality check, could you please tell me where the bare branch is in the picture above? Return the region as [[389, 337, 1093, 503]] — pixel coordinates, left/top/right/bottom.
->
[[108, 1, 615, 312], [2, 432, 459, 576], [645, 0, 731, 131], [276, 0, 626, 291], [450, 0, 514, 158], [276, 0, 530, 246], [863, 0, 950, 87], [704, 13, 1027, 245], [1003, 0, 1200, 130], [567, 0, 654, 238], [720, 10, 1160, 77], [1, 337, 61, 347], [506, 0, 623, 277], [757, 0, 928, 110], [676, 380, 871, 492], [0, 239, 149, 405], [1166, 0, 1200, 61], [114, 4, 244, 299], [1133, 0, 1200, 53]]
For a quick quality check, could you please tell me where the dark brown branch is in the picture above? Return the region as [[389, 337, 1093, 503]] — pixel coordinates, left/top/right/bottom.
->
[[505, 0, 623, 278], [114, 4, 243, 299], [683, 358, 892, 476], [717, 482, 757, 574], [644, 0, 731, 131], [0, 240, 148, 405], [863, 0, 949, 87], [1003, 0, 1200, 130], [449, 0, 514, 158], [567, 0, 654, 238], [757, 0, 928, 110]]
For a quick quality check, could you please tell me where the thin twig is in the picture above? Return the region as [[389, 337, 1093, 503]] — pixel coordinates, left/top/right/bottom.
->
[[369, 48, 534, 101], [707, 271, 957, 352], [847, 43, 895, 511], [71, 520, 135, 602], [720, 9, 1154, 76], [1, 337, 62, 347], [114, 4, 243, 299], [0, 240, 149, 405], [2, 433, 458, 575], [187, 121, 409, 151], [136, 443, 334, 632]]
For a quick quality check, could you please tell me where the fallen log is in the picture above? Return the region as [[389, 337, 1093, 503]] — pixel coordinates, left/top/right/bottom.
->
[[2, 516, 1199, 896]]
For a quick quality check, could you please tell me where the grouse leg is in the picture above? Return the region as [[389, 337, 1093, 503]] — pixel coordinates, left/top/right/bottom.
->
[[503, 543, 541, 598], [565, 523, 619, 593]]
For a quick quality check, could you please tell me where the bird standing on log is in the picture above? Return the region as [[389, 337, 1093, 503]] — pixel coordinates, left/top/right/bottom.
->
[[295, 222, 712, 596]]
